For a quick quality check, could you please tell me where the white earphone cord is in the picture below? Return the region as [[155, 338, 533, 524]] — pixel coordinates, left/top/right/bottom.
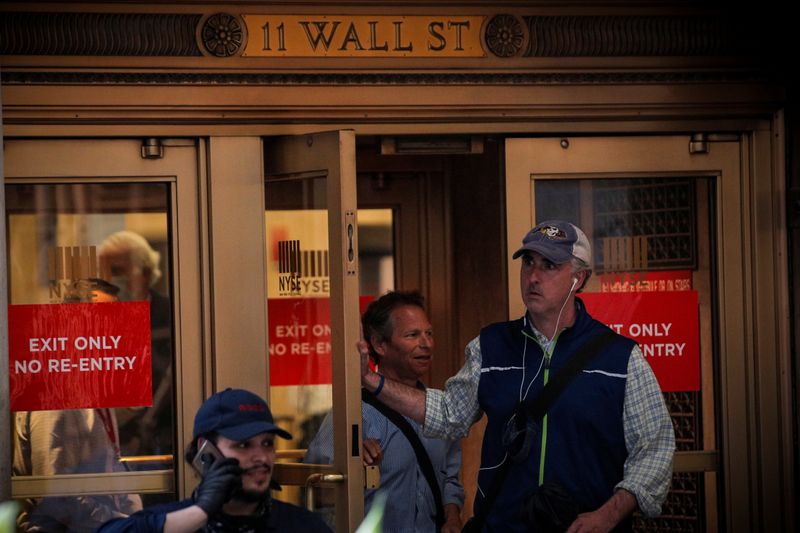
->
[[544, 276, 577, 354]]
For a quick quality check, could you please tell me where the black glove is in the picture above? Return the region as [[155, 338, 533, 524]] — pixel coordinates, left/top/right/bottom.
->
[[194, 457, 242, 516]]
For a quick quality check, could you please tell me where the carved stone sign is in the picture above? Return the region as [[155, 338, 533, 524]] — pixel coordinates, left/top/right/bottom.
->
[[241, 15, 485, 57]]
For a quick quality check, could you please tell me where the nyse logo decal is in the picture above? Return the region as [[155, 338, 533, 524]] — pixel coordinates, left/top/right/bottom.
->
[[277, 240, 330, 296], [48, 246, 99, 303], [278, 240, 302, 294]]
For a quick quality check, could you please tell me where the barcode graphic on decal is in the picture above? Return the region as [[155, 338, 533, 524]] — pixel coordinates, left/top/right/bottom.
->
[[278, 240, 329, 277], [278, 240, 330, 278], [49, 246, 98, 281], [278, 240, 301, 274]]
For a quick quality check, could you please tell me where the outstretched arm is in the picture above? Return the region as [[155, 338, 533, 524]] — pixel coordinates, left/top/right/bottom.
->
[[360, 338, 483, 440], [360, 341, 427, 423]]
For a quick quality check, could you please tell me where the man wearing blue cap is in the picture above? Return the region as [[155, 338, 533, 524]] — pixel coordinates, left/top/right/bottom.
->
[[360, 221, 675, 532], [98, 388, 331, 532]]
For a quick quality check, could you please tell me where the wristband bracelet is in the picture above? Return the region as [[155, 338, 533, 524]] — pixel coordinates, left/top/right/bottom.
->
[[373, 373, 386, 397]]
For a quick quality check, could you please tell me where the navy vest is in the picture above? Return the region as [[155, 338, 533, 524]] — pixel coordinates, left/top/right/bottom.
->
[[475, 300, 635, 532]]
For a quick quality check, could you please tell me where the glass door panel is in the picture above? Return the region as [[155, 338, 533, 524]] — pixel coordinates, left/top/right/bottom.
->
[[6, 182, 174, 529], [265, 177, 333, 440], [5, 138, 203, 531], [263, 131, 364, 532]]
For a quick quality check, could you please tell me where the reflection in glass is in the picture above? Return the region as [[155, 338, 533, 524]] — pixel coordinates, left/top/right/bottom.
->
[[98, 230, 174, 461], [6, 182, 176, 529], [535, 177, 698, 272], [265, 188, 395, 435], [264, 176, 332, 510]]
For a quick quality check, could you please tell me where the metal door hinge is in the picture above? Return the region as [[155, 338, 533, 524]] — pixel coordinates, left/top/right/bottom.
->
[[689, 133, 739, 154], [141, 138, 163, 159]]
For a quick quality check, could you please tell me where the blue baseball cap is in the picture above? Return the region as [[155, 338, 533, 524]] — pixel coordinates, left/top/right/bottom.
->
[[193, 388, 292, 441], [512, 220, 592, 265]]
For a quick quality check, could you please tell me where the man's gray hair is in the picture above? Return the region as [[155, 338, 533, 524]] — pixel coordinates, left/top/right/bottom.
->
[[570, 257, 590, 273], [570, 256, 592, 292], [99, 230, 162, 286]]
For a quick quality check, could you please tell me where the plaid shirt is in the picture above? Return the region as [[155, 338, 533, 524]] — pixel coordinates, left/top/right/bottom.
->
[[424, 321, 675, 518]]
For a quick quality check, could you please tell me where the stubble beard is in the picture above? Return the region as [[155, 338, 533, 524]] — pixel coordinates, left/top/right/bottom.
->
[[232, 485, 270, 503]]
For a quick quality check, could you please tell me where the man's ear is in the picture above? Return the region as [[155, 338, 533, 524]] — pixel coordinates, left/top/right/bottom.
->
[[369, 334, 386, 357], [576, 270, 592, 291]]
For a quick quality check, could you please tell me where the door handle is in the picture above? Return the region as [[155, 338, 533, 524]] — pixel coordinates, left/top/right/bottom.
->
[[303, 466, 379, 511], [305, 472, 345, 511], [345, 210, 357, 276]]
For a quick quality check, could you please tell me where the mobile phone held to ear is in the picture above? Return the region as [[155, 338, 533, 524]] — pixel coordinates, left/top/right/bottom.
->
[[192, 439, 224, 476]]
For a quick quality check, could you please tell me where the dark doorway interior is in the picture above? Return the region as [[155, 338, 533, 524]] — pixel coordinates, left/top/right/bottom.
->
[[355, 135, 507, 519]]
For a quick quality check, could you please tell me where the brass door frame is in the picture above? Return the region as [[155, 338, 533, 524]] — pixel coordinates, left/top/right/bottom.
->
[[2, 120, 790, 533], [505, 133, 792, 532], [205, 137, 269, 395]]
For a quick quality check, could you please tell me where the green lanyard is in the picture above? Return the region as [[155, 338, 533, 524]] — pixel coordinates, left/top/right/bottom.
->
[[522, 327, 558, 486]]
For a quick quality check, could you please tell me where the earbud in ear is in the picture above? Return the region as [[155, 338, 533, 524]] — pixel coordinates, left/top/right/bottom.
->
[[570, 277, 578, 291]]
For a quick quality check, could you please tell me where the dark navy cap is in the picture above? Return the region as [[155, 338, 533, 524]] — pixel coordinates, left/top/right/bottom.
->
[[193, 388, 292, 441], [512, 220, 592, 265]]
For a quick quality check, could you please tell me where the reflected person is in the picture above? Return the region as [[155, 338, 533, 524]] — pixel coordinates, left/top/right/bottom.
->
[[13, 279, 143, 532], [99, 230, 173, 458]]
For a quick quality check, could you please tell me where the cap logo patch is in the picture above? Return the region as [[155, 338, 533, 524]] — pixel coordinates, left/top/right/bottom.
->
[[539, 226, 567, 240], [239, 404, 267, 412]]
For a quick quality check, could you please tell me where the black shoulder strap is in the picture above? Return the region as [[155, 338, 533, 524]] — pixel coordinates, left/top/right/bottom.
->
[[362, 388, 446, 531], [524, 330, 618, 420], [468, 330, 618, 532]]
